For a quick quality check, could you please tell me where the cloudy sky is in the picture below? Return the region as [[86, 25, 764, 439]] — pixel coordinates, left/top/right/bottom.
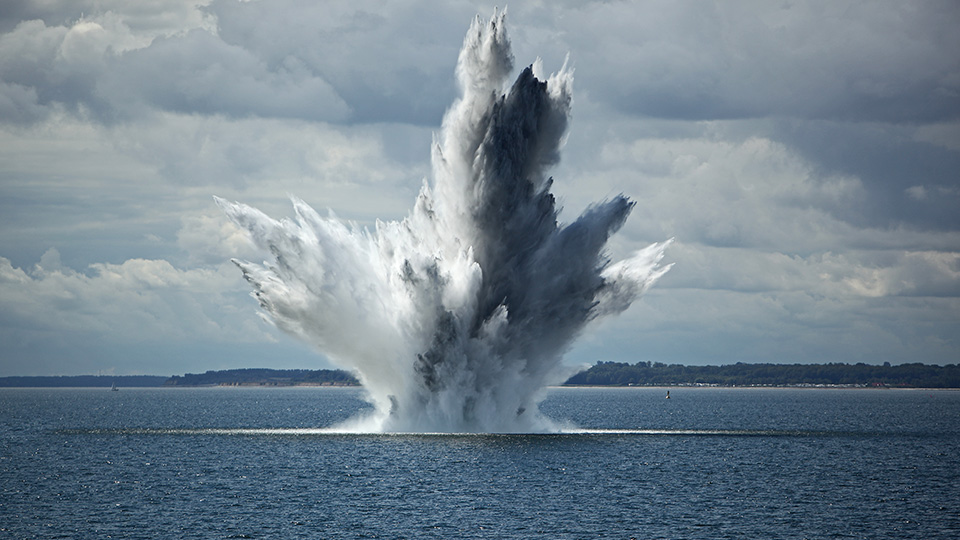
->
[[1, 0, 958, 376]]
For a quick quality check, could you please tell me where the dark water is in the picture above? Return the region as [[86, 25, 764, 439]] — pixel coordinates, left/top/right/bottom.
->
[[2, 387, 958, 539]]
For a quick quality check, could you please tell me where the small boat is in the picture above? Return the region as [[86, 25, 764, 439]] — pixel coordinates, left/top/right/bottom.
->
[[111, 383, 119, 391], [665, 390, 670, 399]]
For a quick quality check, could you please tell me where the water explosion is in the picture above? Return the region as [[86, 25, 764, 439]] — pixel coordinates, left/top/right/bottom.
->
[[216, 12, 672, 432]]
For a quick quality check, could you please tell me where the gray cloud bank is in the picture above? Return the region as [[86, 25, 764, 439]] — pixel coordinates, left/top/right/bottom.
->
[[0, 1, 957, 375]]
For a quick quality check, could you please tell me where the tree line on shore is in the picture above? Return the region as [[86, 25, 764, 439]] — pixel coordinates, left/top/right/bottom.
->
[[164, 368, 359, 386], [3, 362, 959, 388], [565, 361, 960, 388]]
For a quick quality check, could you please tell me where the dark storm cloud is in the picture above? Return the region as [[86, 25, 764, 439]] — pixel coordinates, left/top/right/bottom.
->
[[106, 29, 350, 122], [0, 20, 69, 124], [3, 1, 958, 128], [0, 0, 83, 33], [208, 0, 472, 125], [767, 120, 960, 233], [0, 19, 351, 124], [572, 1, 960, 124], [543, 0, 960, 243], [0, 1, 476, 126]]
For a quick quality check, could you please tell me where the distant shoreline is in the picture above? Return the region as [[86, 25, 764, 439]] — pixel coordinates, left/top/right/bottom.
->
[[2, 385, 957, 392], [555, 384, 959, 390], [565, 361, 960, 389], [2, 382, 958, 391], [2, 362, 958, 389]]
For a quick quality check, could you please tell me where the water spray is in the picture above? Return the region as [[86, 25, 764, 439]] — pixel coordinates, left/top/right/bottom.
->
[[217, 10, 672, 432]]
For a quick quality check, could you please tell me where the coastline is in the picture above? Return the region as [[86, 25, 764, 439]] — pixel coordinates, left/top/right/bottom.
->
[[553, 384, 960, 390], [3, 384, 957, 391]]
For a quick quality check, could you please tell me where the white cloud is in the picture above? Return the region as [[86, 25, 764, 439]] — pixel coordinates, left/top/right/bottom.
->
[[0, 3, 220, 123], [913, 121, 960, 151], [905, 185, 928, 201], [561, 131, 868, 253], [0, 9, 348, 123], [662, 243, 960, 298], [0, 108, 431, 273], [176, 213, 256, 265], [0, 251, 265, 343]]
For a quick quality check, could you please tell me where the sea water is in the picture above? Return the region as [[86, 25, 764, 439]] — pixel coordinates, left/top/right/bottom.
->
[[2, 386, 958, 539]]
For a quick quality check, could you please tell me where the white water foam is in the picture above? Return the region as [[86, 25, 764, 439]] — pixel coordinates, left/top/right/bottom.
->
[[64, 428, 829, 438], [217, 10, 672, 433]]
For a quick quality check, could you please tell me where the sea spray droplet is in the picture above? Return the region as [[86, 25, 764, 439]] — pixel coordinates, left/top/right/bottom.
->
[[217, 10, 672, 433]]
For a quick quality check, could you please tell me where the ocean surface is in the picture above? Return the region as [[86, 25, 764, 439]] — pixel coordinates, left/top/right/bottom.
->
[[2, 386, 958, 539]]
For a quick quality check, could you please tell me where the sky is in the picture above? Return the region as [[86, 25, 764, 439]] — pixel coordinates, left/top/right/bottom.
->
[[1, 0, 958, 377]]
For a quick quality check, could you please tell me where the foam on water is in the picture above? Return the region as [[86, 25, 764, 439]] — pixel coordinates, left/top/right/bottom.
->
[[61, 428, 843, 438], [216, 10, 672, 433]]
